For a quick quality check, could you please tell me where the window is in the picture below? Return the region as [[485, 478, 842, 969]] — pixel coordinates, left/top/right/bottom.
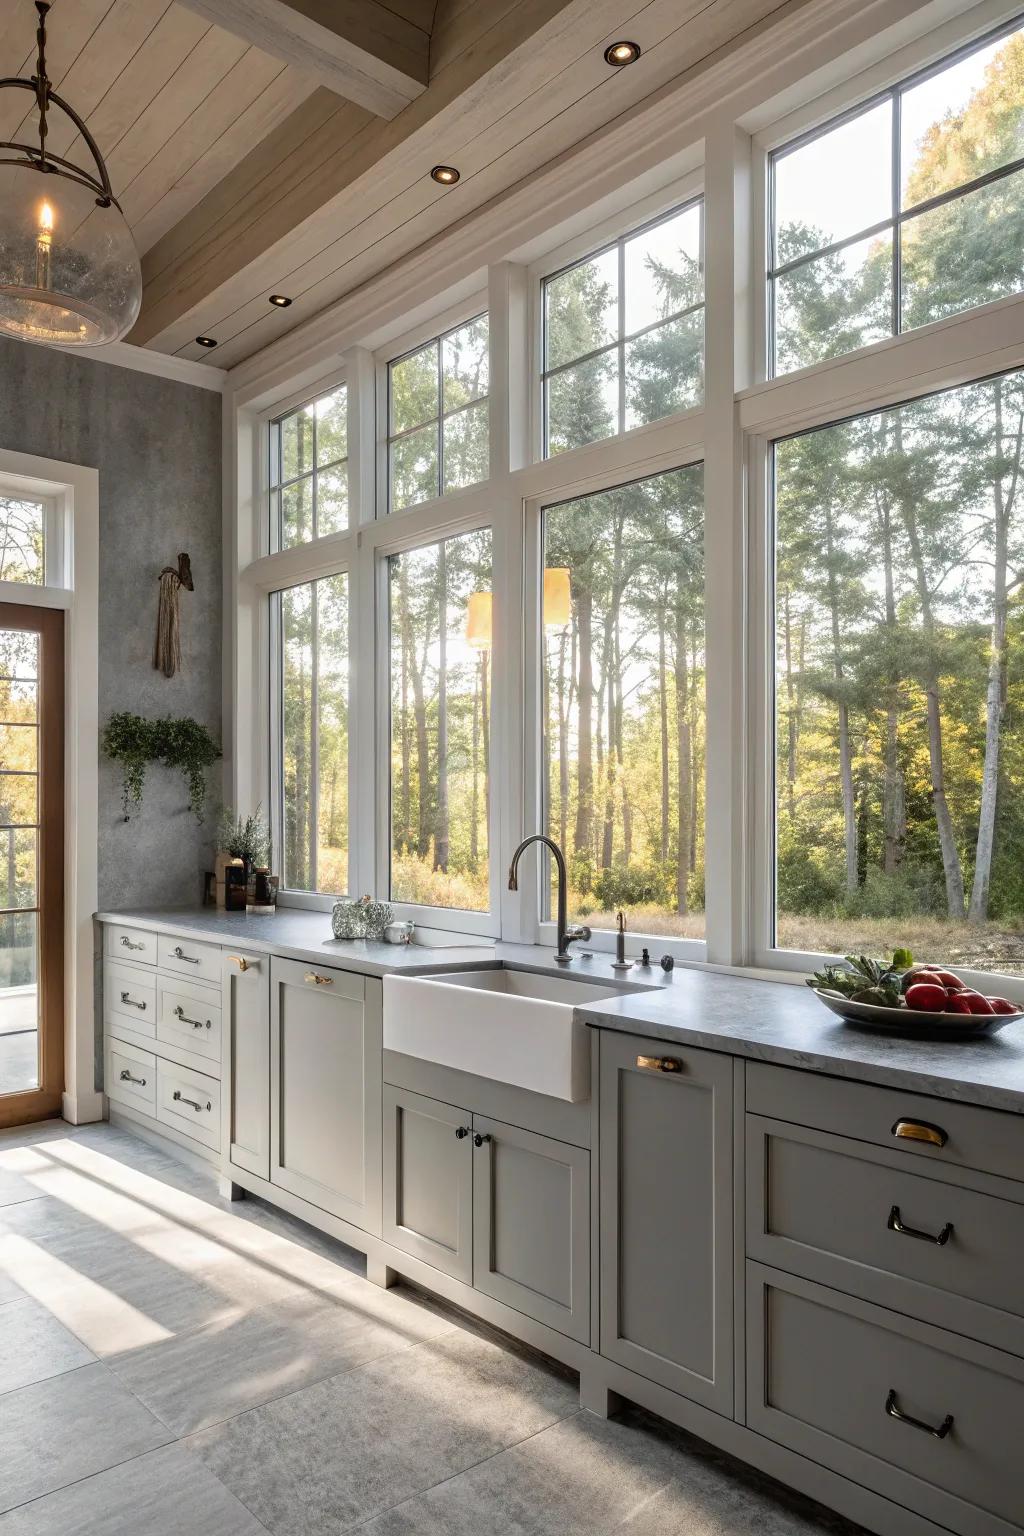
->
[[769, 18, 1024, 375], [389, 528, 493, 911], [773, 368, 1024, 973], [541, 200, 704, 457], [387, 315, 489, 512], [0, 495, 45, 584], [274, 573, 349, 893], [269, 385, 347, 549], [542, 465, 705, 938]]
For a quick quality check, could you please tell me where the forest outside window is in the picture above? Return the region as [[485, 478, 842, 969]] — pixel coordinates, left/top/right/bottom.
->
[[772, 368, 1024, 975], [769, 16, 1024, 376], [541, 199, 704, 458], [274, 573, 349, 895], [389, 528, 493, 912], [269, 385, 348, 549], [542, 464, 705, 939], [0, 495, 44, 584], [387, 316, 489, 512]]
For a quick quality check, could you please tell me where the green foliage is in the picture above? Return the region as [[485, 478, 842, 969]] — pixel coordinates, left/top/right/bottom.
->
[[217, 806, 271, 869], [807, 953, 903, 1006], [593, 862, 674, 910], [102, 712, 220, 822]]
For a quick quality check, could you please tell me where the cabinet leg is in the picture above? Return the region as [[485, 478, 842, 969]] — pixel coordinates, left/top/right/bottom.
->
[[218, 1176, 245, 1201], [579, 1367, 624, 1419], [365, 1256, 398, 1289]]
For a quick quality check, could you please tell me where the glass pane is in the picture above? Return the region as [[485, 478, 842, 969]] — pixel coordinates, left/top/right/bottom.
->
[[280, 582, 313, 891], [773, 369, 1024, 975], [773, 98, 893, 266], [0, 773, 36, 826], [279, 404, 315, 483], [0, 629, 37, 685], [544, 246, 618, 370], [0, 498, 44, 585], [315, 386, 347, 467], [545, 350, 619, 456], [0, 827, 36, 910], [0, 909, 38, 1096], [316, 463, 348, 538], [900, 169, 1024, 331], [625, 204, 703, 332], [0, 722, 36, 774], [316, 574, 349, 896], [625, 310, 704, 429], [389, 528, 493, 912], [442, 316, 489, 410], [543, 465, 706, 940], [901, 25, 1024, 209], [390, 342, 439, 435], [443, 400, 489, 493], [390, 424, 439, 511], [281, 475, 313, 549], [773, 229, 893, 375]]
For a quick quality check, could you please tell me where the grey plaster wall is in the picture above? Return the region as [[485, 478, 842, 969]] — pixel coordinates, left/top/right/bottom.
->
[[0, 336, 223, 909]]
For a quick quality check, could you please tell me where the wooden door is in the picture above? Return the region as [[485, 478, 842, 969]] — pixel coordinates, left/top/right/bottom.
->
[[0, 605, 63, 1128]]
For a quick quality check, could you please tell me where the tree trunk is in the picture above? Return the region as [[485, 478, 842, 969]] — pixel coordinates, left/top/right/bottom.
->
[[823, 505, 858, 897], [434, 544, 449, 873], [783, 583, 797, 823], [675, 603, 691, 915], [572, 578, 593, 857], [470, 659, 480, 870], [399, 561, 412, 854], [557, 631, 570, 853], [658, 602, 670, 864]]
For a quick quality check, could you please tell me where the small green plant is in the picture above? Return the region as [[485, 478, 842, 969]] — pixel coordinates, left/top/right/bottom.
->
[[217, 805, 271, 870], [102, 712, 221, 822]]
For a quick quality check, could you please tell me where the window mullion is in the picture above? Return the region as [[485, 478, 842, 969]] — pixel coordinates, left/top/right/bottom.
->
[[618, 237, 626, 436], [309, 580, 320, 893], [891, 87, 901, 339]]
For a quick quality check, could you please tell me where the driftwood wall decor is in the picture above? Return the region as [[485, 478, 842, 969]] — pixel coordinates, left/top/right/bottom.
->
[[154, 552, 194, 678]]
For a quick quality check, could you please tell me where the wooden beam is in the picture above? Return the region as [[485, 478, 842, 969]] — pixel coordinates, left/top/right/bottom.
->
[[174, 0, 430, 118]]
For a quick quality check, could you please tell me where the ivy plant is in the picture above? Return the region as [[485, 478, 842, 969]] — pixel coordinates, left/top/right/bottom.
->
[[102, 712, 221, 822]]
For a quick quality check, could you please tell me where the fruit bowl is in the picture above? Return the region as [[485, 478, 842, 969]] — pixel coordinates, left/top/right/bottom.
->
[[813, 988, 1023, 1038]]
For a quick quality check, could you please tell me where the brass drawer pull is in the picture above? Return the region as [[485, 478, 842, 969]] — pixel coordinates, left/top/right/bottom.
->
[[885, 1388, 953, 1440], [888, 1204, 953, 1246], [119, 1068, 146, 1087], [304, 971, 333, 986], [636, 1054, 683, 1074], [228, 955, 250, 972], [120, 991, 147, 1011], [173, 1089, 211, 1113], [892, 1119, 947, 1149], [173, 1005, 211, 1030], [120, 935, 145, 951], [173, 946, 201, 965]]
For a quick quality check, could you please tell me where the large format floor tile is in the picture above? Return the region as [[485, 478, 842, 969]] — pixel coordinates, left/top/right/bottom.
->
[[0, 1363, 173, 1513], [0, 1295, 95, 1396], [186, 1326, 579, 1535]]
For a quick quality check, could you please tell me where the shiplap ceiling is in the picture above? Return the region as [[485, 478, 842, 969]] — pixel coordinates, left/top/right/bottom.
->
[[3, 0, 802, 369]]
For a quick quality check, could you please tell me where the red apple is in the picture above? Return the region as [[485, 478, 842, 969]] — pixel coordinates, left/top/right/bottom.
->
[[987, 997, 1021, 1016], [944, 995, 975, 1014], [904, 982, 947, 1012], [954, 992, 994, 1015]]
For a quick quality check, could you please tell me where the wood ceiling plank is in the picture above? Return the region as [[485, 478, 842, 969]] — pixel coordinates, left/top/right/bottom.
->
[[174, 0, 428, 118], [385, 0, 438, 32]]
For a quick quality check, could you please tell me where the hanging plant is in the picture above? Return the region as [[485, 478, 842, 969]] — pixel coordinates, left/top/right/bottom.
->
[[102, 712, 221, 822]]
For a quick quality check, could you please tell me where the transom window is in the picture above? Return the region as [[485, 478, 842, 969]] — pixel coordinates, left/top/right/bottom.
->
[[0, 495, 45, 585], [269, 385, 348, 550], [541, 199, 704, 457], [387, 315, 489, 512], [769, 16, 1024, 375]]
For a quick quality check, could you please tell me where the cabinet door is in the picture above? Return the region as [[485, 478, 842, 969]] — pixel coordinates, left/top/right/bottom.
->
[[599, 1031, 734, 1414], [221, 950, 270, 1180], [270, 958, 382, 1235], [383, 1086, 472, 1282], [472, 1115, 590, 1343]]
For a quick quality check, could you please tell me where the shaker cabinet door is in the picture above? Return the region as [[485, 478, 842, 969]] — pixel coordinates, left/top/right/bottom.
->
[[383, 1085, 473, 1282], [221, 950, 270, 1180]]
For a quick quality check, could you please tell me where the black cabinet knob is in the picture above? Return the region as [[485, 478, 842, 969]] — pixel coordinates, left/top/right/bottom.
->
[[454, 1126, 470, 1139], [473, 1132, 492, 1147]]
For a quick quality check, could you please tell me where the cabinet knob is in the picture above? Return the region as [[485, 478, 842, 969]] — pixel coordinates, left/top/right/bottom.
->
[[454, 1125, 470, 1140], [891, 1119, 947, 1148], [636, 1054, 682, 1074], [473, 1132, 492, 1148]]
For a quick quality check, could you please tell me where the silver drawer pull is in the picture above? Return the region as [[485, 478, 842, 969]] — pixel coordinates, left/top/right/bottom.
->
[[885, 1388, 953, 1440], [304, 971, 333, 986], [120, 936, 145, 951], [173, 946, 201, 965], [173, 1089, 211, 1113], [888, 1204, 953, 1246], [173, 1004, 211, 1030], [119, 1068, 146, 1086], [120, 991, 147, 1011]]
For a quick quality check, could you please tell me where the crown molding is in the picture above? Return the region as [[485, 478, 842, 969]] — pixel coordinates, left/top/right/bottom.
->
[[52, 338, 226, 393]]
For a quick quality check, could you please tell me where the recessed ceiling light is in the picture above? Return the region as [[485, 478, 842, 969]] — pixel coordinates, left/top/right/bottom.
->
[[269, 294, 292, 307], [604, 40, 641, 66], [195, 335, 218, 348], [430, 164, 460, 186]]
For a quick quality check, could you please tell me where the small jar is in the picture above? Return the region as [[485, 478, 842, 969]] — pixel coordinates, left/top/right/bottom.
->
[[248, 869, 279, 914], [363, 900, 394, 942], [224, 860, 248, 912], [332, 898, 368, 939]]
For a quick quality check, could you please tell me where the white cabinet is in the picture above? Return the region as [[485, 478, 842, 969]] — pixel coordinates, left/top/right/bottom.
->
[[222, 950, 271, 1181]]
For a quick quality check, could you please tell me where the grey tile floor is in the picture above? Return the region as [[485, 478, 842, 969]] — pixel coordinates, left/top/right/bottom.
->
[[0, 1119, 870, 1535]]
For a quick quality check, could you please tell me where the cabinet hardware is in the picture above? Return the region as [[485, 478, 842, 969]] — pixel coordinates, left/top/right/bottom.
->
[[887, 1205, 953, 1246], [119, 991, 147, 1011], [173, 1005, 211, 1030], [119, 1068, 146, 1086], [120, 936, 145, 951], [304, 972, 333, 986], [891, 1119, 947, 1148], [173, 946, 200, 965], [473, 1132, 492, 1147], [884, 1388, 953, 1440], [454, 1126, 470, 1139], [636, 1054, 682, 1074], [172, 1089, 211, 1113], [227, 955, 250, 972]]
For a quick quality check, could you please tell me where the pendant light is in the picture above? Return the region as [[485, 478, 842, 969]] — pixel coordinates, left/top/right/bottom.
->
[[0, 2, 142, 347]]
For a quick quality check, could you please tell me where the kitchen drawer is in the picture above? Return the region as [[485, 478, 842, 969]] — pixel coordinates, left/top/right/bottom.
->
[[157, 976, 221, 1069], [157, 932, 221, 986], [105, 924, 157, 966], [156, 1059, 220, 1152], [106, 1038, 156, 1116], [104, 959, 156, 1035], [747, 1061, 1024, 1184], [747, 1116, 1024, 1356], [747, 1264, 1024, 1536]]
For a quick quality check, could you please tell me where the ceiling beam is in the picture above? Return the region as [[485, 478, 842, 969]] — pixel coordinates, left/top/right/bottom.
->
[[174, 0, 430, 119]]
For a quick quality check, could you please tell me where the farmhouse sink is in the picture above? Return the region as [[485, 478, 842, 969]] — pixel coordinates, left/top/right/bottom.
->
[[382, 967, 626, 1102]]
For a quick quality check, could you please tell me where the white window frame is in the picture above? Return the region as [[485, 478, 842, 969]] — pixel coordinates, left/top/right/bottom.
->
[[0, 477, 63, 589], [267, 381, 349, 553]]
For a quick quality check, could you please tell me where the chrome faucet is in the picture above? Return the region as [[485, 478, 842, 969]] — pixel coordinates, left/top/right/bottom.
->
[[508, 835, 591, 963]]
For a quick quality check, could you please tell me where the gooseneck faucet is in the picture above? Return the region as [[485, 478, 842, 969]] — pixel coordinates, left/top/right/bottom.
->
[[508, 835, 591, 963]]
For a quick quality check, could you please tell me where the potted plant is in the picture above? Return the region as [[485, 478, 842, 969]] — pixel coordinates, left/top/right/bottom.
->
[[216, 806, 272, 909]]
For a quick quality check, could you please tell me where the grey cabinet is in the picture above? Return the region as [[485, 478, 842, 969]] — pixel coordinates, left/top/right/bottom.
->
[[383, 1085, 473, 1282], [270, 957, 382, 1235], [221, 950, 270, 1181], [599, 1030, 734, 1414]]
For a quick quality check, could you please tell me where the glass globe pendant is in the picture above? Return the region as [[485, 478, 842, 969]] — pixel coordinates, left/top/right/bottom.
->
[[0, 2, 142, 347]]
